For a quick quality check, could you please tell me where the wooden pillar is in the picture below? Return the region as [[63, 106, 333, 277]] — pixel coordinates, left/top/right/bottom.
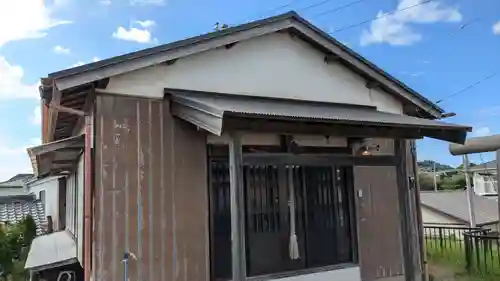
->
[[229, 133, 246, 281], [395, 139, 414, 281]]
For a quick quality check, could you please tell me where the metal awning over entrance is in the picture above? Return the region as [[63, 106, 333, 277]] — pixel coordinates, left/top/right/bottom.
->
[[167, 89, 471, 144], [25, 230, 78, 272], [27, 134, 84, 177]]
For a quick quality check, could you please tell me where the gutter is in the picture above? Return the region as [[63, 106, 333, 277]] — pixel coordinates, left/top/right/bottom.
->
[[39, 82, 93, 281]]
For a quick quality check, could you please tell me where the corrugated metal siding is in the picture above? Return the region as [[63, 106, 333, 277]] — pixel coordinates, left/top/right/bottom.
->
[[94, 94, 209, 281]]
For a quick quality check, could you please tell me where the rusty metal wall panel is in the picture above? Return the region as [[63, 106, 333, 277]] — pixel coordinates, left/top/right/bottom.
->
[[94, 94, 209, 281], [354, 165, 404, 281]]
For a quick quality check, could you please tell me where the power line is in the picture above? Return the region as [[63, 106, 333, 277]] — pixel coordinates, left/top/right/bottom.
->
[[235, 0, 371, 27], [435, 72, 499, 104], [306, 0, 370, 18], [330, 0, 437, 33]]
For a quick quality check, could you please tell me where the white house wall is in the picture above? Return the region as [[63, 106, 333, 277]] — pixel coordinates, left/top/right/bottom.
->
[[28, 176, 60, 229], [102, 32, 403, 114], [473, 173, 498, 195]]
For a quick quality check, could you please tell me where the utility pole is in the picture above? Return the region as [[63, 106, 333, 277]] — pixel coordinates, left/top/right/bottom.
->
[[433, 161, 438, 192], [463, 154, 476, 228]]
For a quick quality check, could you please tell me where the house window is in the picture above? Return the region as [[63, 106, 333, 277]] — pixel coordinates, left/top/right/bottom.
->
[[39, 190, 46, 206], [209, 148, 357, 280]]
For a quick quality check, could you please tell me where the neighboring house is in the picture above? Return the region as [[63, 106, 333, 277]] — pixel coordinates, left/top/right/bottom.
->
[[0, 173, 63, 232], [0, 174, 34, 188], [24, 11, 471, 281], [421, 191, 499, 231], [470, 160, 498, 196], [0, 173, 34, 197], [25, 176, 65, 231], [0, 174, 48, 235], [0, 197, 47, 235]]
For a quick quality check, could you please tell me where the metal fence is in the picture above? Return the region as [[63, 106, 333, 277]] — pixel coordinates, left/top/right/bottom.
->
[[424, 225, 500, 276], [464, 228, 500, 275]]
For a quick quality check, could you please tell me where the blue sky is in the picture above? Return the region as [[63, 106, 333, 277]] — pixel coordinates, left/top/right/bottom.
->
[[0, 0, 499, 180]]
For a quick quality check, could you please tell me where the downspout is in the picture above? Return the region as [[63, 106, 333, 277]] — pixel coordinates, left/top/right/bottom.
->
[[45, 102, 93, 281]]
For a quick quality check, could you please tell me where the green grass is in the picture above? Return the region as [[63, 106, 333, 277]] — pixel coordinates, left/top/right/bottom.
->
[[425, 237, 500, 281]]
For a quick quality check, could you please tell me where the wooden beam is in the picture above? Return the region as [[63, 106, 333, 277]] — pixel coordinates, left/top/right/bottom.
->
[[228, 133, 246, 281], [324, 54, 340, 63], [73, 88, 96, 135], [224, 117, 423, 139], [243, 153, 397, 166], [365, 81, 380, 89], [48, 86, 62, 142]]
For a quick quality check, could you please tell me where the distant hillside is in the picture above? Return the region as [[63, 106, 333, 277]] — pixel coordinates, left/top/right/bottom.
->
[[418, 160, 454, 172]]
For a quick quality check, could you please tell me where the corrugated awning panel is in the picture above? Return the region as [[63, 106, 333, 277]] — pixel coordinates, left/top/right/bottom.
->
[[168, 89, 471, 144], [27, 134, 85, 177], [25, 230, 77, 271]]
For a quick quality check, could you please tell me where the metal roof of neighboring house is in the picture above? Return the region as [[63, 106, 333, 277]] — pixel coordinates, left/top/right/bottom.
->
[[0, 188, 31, 198], [420, 191, 499, 226], [0, 174, 34, 188], [470, 160, 497, 172], [41, 11, 445, 119], [168, 89, 471, 143], [0, 199, 47, 235]]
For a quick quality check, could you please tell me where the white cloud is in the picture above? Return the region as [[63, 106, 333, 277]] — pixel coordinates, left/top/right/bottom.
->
[[99, 0, 112, 5], [53, 45, 71, 55], [402, 71, 425, 77], [493, 21, 500, 35], [135, 20, 156, 28], [472, 126, 491, 137], [71, 56, 100, 68], [0, 56, 39, 100], [31, 105, 41, 125], [0, 0, 71, 47], [0, 137, 41, 181], [112, 20, 157, 44], [479, 106, 500, 116], [360, 0, 462, 46], [130, 0, 165, 6]]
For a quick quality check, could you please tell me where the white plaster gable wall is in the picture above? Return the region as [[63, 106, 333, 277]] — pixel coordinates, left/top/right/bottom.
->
[[103, 32, 403, 114], [28, 176, 60, 229]]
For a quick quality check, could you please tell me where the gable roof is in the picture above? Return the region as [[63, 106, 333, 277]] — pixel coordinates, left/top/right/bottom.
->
[[420, 191, 499, 226], [469, 160, 497, 172], [0, 174, 34, 188], [42, 11, 444, 119]]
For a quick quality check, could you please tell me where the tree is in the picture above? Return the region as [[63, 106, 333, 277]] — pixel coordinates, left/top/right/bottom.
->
[[456, 162, 477, 170], [439, 174, 467, 190], [0, 216, 37, 280], [419, 173, 436, 191]]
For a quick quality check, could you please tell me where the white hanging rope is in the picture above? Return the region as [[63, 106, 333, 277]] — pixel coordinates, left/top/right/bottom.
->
[[288, 166, 300, 260]]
